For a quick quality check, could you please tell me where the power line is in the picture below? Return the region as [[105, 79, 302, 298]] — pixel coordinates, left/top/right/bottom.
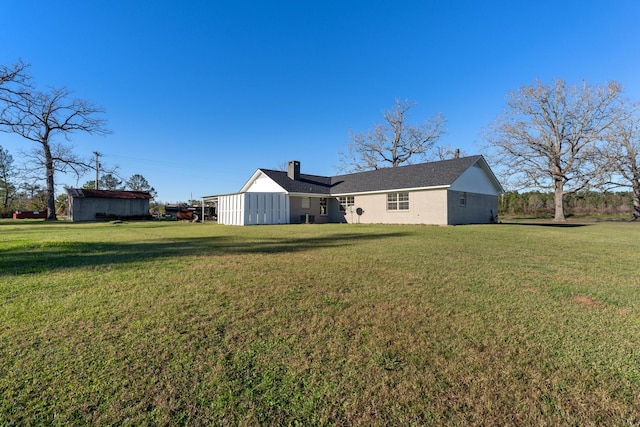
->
[[98, 152, 219, 180]]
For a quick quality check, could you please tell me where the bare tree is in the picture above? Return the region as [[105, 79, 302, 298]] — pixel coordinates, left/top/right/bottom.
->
[[600, 100, 640, 219], [433, 145, 463, 161], [339, 98, 446, 172], [484, 79, 623, 221], [0, 61, 29, 214], [0, 60, 30, 105], [0, 84, 109, 220], [0, 145, 17, 210]]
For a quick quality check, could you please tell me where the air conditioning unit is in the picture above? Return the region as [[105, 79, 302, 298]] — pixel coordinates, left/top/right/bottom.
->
[[300, 214, 315, 224]]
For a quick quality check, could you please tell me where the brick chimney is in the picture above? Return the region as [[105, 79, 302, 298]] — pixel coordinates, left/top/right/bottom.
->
[[288, 160, 300, 180]]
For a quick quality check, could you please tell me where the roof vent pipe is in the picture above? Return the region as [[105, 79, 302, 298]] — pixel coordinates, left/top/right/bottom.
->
[[288, 160, 300, 180]]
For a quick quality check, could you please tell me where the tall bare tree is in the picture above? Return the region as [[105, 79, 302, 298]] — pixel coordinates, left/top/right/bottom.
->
[[484, 79, 623, 221], [600, 100, 640, 219], [0, 80, 109, 220], [0, 145, 17, 211], [0, 61, 29, 214], [339, 98, 446, 172]]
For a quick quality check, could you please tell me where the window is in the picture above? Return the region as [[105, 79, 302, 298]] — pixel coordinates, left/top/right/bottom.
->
[[387, 192, 409, 211], [319, 198, 327, 215], [338, 196, 354, 212], [301, 197, 311, 209], [459, 192, 467, 207]]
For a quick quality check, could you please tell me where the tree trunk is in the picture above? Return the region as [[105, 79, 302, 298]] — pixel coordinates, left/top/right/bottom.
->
[[553, 178, 566, 222], [43, 144, 57, 220], [632, 179, 640, 220]]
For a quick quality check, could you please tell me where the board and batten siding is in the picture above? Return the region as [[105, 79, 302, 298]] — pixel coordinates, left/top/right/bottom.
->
[[217, 193, 289, 225]]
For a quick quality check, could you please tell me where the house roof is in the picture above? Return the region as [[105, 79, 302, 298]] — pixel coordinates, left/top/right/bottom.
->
[[258, 170, 334, 194], [256, 155, 499, 195], [329, 155, 485, 194], [67, 189, 154, 199]]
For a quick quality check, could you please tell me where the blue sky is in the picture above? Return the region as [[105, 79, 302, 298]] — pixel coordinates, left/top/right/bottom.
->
[[1, 1, 639, 202]]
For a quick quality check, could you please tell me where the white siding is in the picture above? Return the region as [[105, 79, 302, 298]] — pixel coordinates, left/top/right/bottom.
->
[[449, 164, 500, 195], [217, 193, 289, 225], [217, 193, 245, 225], [245, 173, 285, 192]]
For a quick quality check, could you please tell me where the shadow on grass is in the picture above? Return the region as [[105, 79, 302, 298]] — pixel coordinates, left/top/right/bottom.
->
[[0, 219, 70, 225], [0, 231, 409, 276], [0, 220, 119, 233], [500, 221, 589, 228]]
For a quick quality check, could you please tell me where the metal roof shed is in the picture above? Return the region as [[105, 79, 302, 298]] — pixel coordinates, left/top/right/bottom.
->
[[67, 189, 153, 222]]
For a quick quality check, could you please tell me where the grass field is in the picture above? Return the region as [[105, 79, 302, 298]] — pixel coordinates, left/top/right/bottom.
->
[[1, 220, 640, 425]]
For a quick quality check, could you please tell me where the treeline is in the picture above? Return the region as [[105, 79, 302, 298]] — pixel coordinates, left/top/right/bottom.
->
[[500, 191, 634, 218], [0, 185, 64, 218]]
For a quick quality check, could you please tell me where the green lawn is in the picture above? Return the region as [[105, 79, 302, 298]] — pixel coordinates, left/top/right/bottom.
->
[[1, 220, 639, 425]]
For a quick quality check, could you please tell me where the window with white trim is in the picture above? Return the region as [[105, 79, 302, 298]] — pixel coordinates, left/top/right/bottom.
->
[[301, 197, 311, 209], [338, 196, 354, 212], [319, 198, 328, 215], [459, 192, 467, 207], [387, 192, 409, 211]]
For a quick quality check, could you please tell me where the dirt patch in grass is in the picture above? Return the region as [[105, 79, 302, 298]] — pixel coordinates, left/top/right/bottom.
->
[[571, 295, 605, 308]]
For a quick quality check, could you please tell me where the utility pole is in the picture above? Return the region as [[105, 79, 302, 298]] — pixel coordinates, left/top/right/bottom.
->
[[93, 151, 101, 189]]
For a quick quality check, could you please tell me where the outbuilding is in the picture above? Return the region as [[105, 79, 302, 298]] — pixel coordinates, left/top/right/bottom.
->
[[67, 189, 153, 222]]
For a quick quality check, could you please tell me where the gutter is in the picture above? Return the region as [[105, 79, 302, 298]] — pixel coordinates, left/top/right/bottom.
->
[[330, 185, 451, 197]]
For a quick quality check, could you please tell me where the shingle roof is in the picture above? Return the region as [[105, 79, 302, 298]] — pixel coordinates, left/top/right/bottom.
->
[[330, 156, 483, 194], [258, 155, 486, 195], [67, 189, 153, 199], [259, 170, 333, 194]]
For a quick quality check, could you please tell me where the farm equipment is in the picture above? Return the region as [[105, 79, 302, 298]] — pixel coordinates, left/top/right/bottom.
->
[[164, 204, 216, 222]]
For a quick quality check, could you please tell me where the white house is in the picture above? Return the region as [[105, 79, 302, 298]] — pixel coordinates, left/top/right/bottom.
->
[[204, 155, 504, 226]]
